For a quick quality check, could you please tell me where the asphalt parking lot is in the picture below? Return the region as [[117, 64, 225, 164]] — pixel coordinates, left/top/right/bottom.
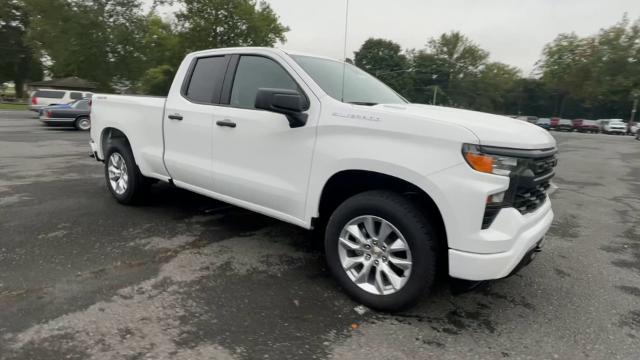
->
[[1, 110, 639, 360]]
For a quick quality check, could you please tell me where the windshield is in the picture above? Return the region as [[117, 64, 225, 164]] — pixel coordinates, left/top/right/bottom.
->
[[291, 55, 407, 105]]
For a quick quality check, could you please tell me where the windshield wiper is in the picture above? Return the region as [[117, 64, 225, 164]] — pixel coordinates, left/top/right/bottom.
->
[[346, 101, 378, 106]]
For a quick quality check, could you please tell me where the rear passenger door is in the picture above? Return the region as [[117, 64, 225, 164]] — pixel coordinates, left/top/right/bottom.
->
[[163, 54, 231, 191]]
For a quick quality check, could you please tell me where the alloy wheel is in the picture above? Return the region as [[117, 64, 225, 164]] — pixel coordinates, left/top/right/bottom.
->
[[338, 215, 412, 295], [108, 153, 128, 195]]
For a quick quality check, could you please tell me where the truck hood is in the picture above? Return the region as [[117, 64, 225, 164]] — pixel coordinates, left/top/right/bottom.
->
[[378, 103, 556, 150]]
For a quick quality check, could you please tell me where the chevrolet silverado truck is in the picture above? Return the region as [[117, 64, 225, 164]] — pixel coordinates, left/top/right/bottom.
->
[[90, 47, 557, 311]]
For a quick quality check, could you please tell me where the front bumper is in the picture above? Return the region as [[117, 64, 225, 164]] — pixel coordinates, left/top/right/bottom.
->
[[448, 197, 553, 280], [89, 139, 101, 161]]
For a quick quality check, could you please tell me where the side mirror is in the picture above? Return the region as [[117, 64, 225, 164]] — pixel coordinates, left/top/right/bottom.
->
[[255, 88, 309, 128]]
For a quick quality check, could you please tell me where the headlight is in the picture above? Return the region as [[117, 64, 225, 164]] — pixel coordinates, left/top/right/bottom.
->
[[462, 144, 519, 176]]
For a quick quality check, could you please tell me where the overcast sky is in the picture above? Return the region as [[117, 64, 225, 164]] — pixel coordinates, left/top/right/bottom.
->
[[151, 0, 640, 75]]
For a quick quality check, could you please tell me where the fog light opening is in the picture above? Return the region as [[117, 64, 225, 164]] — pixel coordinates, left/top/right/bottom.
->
[[487, 191, 505, 204]]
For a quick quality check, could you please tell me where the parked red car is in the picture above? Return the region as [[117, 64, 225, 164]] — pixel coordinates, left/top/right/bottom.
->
[[572, 119, 583, 130], [576, 119, 600, 133]]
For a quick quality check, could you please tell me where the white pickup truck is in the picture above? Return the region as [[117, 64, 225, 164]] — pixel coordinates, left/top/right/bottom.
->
[[90, 47, 557, 311]]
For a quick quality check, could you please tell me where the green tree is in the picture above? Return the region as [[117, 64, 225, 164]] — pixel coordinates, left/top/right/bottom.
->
[[427, 31, 488, 82], [141, 14, 182, 70], [24, 0, 149, 90], [537, 33, 595, 116], [354, 38, 410, 96], [504, 78, 554, 117], [137, 65, 174, 96], [473, 62, 521, 112], [175, 0, 288, 53], [538, 16, 640, 118], [0, 0, 43, 98], [406, 50, 447, 104], [424, 31, 489, 107], [587, 16, 640, 119]]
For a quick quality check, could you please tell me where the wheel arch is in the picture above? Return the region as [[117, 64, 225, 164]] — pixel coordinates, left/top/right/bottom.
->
[[313, 169, 448, 251], [101, 127, 131, 157]]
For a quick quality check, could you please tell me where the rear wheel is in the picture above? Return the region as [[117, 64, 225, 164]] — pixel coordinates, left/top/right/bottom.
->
[[324, 190, 439, 311], [104, 140, 149, 204], [74, 116, 91, 131]]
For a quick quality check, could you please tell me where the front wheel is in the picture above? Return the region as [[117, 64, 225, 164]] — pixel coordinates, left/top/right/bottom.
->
[[104, 140, 149, 204], [324, 190, 439, 311]]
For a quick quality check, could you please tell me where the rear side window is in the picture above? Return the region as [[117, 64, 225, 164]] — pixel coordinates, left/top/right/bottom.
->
[[34, 90, 65, 99], [230, 56, 299, 109], [184, 56, 228, 103], [70, 92, 83, 100], [73, 100, 90, 110]]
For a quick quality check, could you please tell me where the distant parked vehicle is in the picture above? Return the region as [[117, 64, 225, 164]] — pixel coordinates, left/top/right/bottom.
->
[[600, 119, 626, 135], [29, 89, 93, 112], [536, 118, 551, 130], [39, 99, 91, 130], [571, 119, 583, 131], [37, 100, 75, 116], [576, 119, 600, 133], [556, 119, 573, 131], [517, 115, 538, 124]]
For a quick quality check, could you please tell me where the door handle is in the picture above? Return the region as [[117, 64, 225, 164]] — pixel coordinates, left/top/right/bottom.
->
[[216, 119, 237, 128], [168, 114, 183, 120]]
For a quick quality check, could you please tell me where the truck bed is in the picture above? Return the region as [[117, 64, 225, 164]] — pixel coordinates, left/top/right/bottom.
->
[[91, 94, 170, 180]]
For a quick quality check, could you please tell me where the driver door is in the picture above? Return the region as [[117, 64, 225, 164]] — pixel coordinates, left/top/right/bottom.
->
[[211, 54, 319, 222]]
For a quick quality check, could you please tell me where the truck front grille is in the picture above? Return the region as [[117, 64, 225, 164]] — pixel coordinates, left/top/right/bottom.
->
[[480, 151, 557, 229], [512, 155, 556, 214], [514, 181, 550, 214]]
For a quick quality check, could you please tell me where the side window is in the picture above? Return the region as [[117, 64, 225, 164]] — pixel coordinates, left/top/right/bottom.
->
[[230, 56, 299, 109], [34, 90, 65, 99], [74, 101, 90, 110], [70, 92, 83, 100], [184, 56, 228, 103]]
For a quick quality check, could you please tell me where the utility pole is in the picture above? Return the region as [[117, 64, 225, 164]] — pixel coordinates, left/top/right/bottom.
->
[[628, 90, 640, 134], [432, 86, 438, 105], [630, 97, 638, 124]]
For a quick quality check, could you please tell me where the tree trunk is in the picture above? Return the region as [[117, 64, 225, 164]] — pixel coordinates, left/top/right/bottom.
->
[[14, 76, 24, 99]]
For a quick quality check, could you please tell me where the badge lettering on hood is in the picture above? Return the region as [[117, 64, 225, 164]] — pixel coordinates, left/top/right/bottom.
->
[[332, 112, 381, 122]]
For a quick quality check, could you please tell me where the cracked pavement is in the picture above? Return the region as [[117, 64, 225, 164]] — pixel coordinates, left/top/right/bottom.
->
[[1, 111, 639, 359]]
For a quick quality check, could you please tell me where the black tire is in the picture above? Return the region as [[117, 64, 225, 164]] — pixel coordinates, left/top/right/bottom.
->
[[104, 140, 149, 204], [74, 116, 91, 131], [324, 190, 439, 312]]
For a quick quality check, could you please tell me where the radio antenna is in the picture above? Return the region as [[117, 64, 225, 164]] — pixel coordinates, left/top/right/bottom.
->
[[340, 0, 350, 103]]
